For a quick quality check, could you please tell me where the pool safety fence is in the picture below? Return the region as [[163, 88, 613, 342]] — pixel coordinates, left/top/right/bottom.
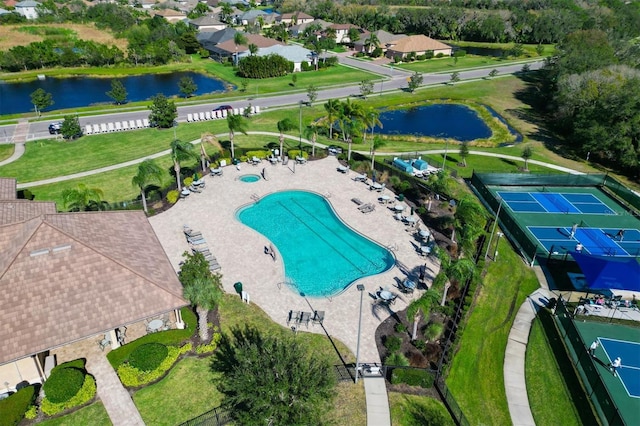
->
[[551, 299, 624, 425], [179, 406, 231, 426]]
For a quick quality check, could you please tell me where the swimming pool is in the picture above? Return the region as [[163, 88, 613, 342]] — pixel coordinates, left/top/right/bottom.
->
[[239, 174, 261, 183], [237, 191, 395, 297]]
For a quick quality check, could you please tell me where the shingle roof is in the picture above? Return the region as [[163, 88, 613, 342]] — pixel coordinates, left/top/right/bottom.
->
[[214, 33, 283, 54], [279, 12, 313, 20], [0, 178, 17, 200], [199, 27, 238, 45], [252, 44, 313, 62], [190, 14, 225, 26], [0, 200, 57, 226], [15, 0, 39, 7], [387, 35, 451, 53], [354, 30, 406, 47], [0, 211, 187, 365]]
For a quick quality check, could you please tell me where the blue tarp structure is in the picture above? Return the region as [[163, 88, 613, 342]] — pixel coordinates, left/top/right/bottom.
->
[[571, 251, 640, 292], [413, 159, 429, 171], [393, 158, 413, 173]]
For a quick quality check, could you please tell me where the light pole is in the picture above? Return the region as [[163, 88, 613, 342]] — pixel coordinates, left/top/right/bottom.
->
[[485, 197, 503, 259], [355, 284, 365, 384], [442, 140, 449, 170], [494, 232, 504, 260], [299, 100, 303, 152]]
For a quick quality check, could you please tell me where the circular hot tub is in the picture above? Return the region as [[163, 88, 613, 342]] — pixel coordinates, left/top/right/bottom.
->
[[239, 174, 261, 183]]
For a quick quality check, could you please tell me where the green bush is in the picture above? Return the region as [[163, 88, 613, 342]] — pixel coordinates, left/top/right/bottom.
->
[[117, 344, 191, 387], [42, 375, 96, 416], [196, 332, 222, 354], [391, 368, 435, 388], [166, 190, 179, 204], [384, 336, 402, 353], [24, 405, 37, 420], [395, 323, 407, 333], [436, 52, 444, 58], [246, 150, 268, 159], [425, 322, 444, 341], [385, 352, 410, 367], [129, 343, 169, 372], [0, 385, 36, 426], [55, 359, 86, 370], [43, 367, 85, 403], [107, 307, 196, 368], [413, 339, 427, 351]]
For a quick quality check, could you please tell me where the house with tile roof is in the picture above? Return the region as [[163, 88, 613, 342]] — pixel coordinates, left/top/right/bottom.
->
[[207, 33, 283, 61], [289, 18, 331, 38], [385, 34, 452, 59], [189, 14, 227, 31], [14, 0, 39, 19], [277, 11, 314, 26], [324, 23, 369, 44], [353, 29, 406, 54], [0, 177, 188, 395], [152, 8, 188, 23]]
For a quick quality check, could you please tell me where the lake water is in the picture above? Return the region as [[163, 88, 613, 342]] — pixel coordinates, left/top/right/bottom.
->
[[0, 72, 227, 115], [376, 104, 492, 141]]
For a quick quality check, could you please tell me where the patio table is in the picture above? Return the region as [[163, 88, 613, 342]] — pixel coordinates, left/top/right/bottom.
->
[[148, 319, 164, 332], [393, 204, 405, 212]]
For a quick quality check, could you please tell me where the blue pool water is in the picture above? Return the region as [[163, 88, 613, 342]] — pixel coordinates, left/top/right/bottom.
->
[[239, 174, 261, 183], [237, 191, 395, 297]]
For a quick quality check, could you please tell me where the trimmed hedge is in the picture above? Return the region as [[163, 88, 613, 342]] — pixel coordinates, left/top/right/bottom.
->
[[41, 375, 96, 416], [107, 306, 196, 368], [43, 367, 85, 403], [0, 385, 36, 426], [129, 343, 169, 372], [391, 368, 435, 388], [117, 343, 192, 387]]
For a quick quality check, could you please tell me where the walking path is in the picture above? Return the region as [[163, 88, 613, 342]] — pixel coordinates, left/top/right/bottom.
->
[[1, 129, 585, 425], [85, 349, 145, 426], [364, 376, 391, 426]]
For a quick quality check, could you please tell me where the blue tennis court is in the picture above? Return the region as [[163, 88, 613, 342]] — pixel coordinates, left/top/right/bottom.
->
[[527, 226, 640, 257], [497, 191, 616, 215], [599, 338, 640, 398]]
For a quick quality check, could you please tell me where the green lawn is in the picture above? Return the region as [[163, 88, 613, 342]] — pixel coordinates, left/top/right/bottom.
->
[[0, 144, 13, 162], [388, 393, 455, 426], [133, 357, 224, 426], [38, 402, 111, 426], [445, 236, 540, 425], [393, 54, 532, 74], [526, 318, 582, 426]]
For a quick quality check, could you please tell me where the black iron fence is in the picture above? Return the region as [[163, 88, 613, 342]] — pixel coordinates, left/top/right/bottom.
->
[[179, 407, 231, 426]]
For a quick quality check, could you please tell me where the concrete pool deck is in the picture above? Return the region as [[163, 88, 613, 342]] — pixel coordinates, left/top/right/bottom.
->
[[149, 155, 439, 365]]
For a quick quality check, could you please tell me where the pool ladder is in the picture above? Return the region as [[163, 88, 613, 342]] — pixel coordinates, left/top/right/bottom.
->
[[250, 193, 260, 202]]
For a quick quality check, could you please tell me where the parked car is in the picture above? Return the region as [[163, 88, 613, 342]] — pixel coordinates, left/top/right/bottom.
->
[[327, 145, 343, 155], [213, 105, 233, 112], [48, 122, 62, 134]]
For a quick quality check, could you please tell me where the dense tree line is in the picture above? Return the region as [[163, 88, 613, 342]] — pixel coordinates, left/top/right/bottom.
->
[[542, 29, 640, 174], [290, 0, 640, 44], [237, 54, 293, 78], [0, 7, 200, 71]]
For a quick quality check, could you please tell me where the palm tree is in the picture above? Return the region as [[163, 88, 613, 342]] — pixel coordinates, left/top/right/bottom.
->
[[364, 33, 380, 54], [227, 114, 248, 160], [277, 118, 295, 160], [131, 159, 163, 214], [200, 132, 222, 171], [341, 99, 364, 161], [62, 184, 105, 212], [248, 43, 258, 56], [361, 105, 381, 147], [233, 32, 248, 66], [304, 120, 320, 157], [323, 99, 340, 140], [183, 275, 223, 342], [370, 135, 386, 170], [406, 289, 440, 340], [170, 139, 198, 191]]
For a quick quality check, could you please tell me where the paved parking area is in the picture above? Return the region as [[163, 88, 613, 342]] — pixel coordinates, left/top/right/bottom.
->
[[149, 156, 439, 363]]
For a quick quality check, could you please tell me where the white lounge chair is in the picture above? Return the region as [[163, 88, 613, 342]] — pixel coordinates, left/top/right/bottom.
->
[[238, 107, 245, 116], [129, 120, 136, 129], [205, 111, 212, 120], [143, 118, 150, 127], [222, 109, 228, 117], [100, 123, 108, 133], [93, 124, 100, 134], [85, 124, 93, 135], [115, 122, 122, 131], [187, 113, 193, 122], [255, 105, 260, 114], [199, 112, 206, 121], [107, 122, 115, 132], [121, 121, 129, 130], [233, 108, 239, 115], [136, 119, 143, 128]]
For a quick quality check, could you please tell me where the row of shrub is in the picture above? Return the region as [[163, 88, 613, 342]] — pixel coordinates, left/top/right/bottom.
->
[[117, 343, 192, 387]]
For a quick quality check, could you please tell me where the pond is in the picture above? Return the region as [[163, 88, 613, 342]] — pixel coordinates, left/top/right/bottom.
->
[[0, 72, 227, 116], [375, 104, 492, 142]]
